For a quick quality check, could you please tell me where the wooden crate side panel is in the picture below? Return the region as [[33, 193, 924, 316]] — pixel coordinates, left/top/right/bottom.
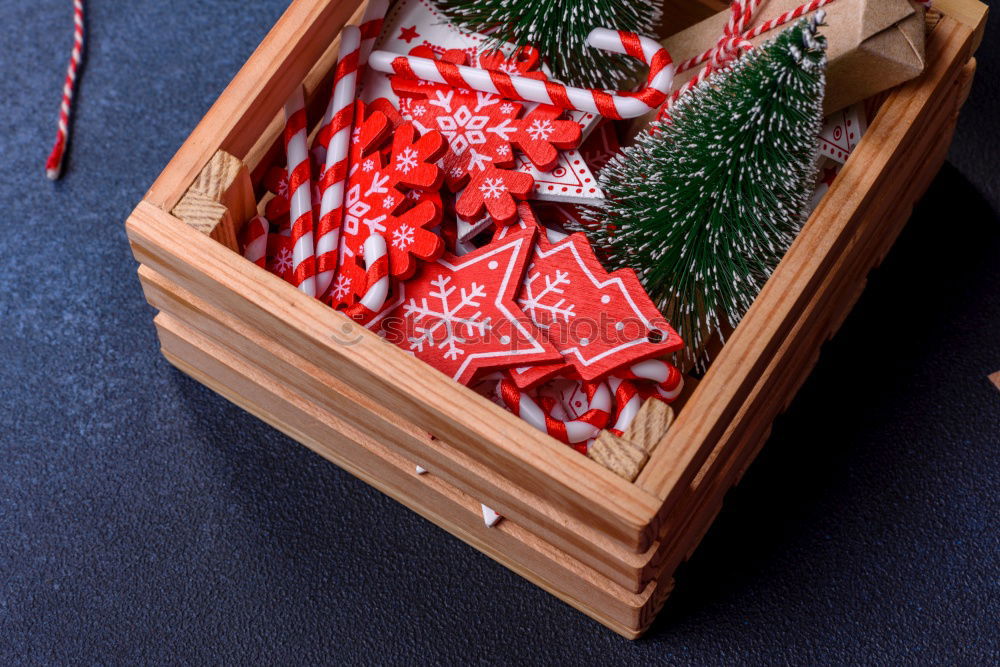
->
[[138, 266, 655, 592], [648, 57, 965, 582], [145, 0, 365, 213], [153, 313, 662, 638], [636, 17, 976, 507], [126, 202, 663, 551]]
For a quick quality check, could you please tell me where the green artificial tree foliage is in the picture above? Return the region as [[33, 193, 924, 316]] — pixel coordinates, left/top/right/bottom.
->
[[434, 0, 660, 89], [585, 17, 828, 368]]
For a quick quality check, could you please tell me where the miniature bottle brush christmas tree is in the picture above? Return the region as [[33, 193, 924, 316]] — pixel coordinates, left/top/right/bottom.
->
[[434, 0, 661, 89], [587, 17, 828, 367]]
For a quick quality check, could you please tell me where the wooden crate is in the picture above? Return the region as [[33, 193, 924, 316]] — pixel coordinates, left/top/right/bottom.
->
[[125, 0, 987, 638]]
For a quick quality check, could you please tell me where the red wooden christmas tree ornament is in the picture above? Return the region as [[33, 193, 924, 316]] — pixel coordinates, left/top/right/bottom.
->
[[508, 232, 684, 389], [375, 227, 562, 385]]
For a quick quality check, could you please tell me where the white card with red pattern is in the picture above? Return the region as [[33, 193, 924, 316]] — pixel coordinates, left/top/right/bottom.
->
[[360, 0, 604, 205]]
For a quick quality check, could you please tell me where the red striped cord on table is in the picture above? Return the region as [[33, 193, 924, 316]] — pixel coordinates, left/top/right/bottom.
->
[[45, 0, 85, 180]]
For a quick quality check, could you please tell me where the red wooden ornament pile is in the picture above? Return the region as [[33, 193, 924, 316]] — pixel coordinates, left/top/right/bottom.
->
[[241, 40, 684, 456]]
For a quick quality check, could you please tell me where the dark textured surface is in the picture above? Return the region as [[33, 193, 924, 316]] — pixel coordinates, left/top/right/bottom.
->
[[1, 2, 998, 663]]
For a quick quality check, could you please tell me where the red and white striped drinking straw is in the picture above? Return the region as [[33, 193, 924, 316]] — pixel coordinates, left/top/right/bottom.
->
[[499, 379, 611, 446], [312, 0, 388, 164], [283, 87, 317, 297], [342, 234, 390, 326], [45, 0, 85, 180], [368, 28, 675, 120], [314, 0, 389, 297]]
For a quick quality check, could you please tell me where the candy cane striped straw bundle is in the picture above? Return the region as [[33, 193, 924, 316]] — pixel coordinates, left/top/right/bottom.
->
[[369, 29, 675, 120], [45, 0, 85, 180], [314, 0, 390, 297], [283, 87, 317, 297]]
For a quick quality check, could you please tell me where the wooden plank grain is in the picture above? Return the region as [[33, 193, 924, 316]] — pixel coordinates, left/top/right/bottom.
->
[[126, 201, 663, 551], [636, 17, 975, 505], [138, 265, 657, 592], [153, 313, 662, 638]]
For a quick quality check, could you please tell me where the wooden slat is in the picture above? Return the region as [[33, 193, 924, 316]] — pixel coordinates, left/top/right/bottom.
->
[[171, 150, 256, 249], [244, 2, 368, 180], [636, 17, 976, 508], [933, 0, 989, 50], [138, 265, 657, 592], [170, 190, 238, 252], [145, 0, 365, 213], [153, 312, 665, 638], [643, 50, 966, 582], [126, 201, 663, 551]]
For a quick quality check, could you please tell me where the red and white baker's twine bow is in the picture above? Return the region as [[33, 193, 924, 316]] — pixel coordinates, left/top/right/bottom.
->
[[369, 28, 675, 120], [314, 0, 389, 298], [658, 0, 932, 117], [46, 0, 85, 180]]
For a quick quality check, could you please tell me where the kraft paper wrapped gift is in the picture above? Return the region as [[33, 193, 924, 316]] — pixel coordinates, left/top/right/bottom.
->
[[661, 0, 927, 115]]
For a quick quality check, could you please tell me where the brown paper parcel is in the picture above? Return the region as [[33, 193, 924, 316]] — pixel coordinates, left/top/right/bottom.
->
[[659, 0, 926, 116]]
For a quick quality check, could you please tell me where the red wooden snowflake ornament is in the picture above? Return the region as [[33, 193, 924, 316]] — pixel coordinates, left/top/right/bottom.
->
[[390, 47, 582, 225], [329, 101, 448, 307]]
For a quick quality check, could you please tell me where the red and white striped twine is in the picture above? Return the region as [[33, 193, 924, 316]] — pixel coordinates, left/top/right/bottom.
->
[[46, 0, 85, 180], [657, 0, 931, 117], [658, 0, 836, 117], [369, 28, 675, 120]]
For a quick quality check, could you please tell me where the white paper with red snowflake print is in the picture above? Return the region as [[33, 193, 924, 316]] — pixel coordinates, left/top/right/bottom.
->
[[508, 233, 684, 389], [374, 228, 562, 385]]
